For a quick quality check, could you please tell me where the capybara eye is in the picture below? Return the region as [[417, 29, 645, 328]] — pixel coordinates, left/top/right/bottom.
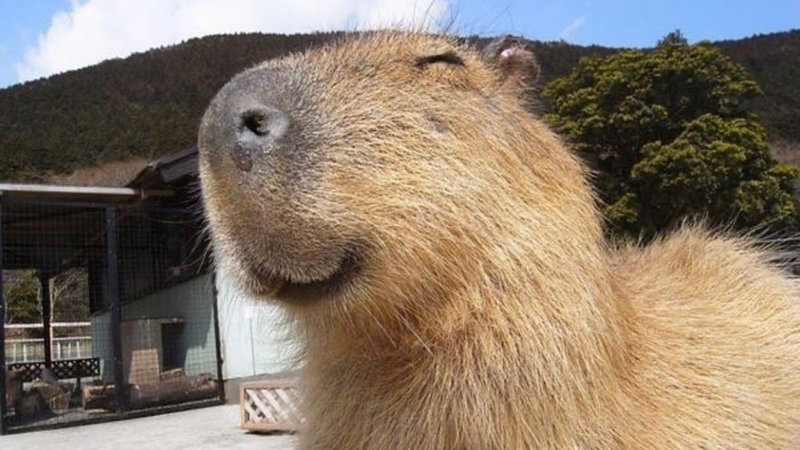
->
[[415, 51, 465, 69]]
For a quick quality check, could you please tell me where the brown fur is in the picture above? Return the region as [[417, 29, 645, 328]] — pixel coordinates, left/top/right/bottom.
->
[[198, 32, 800, 449]]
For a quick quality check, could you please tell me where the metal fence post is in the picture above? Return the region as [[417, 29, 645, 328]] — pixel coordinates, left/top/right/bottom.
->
[[39, 274, 52, 368], [0, 203, 7, 435], [105, 207, 127, 413], [210, 269, 225, 402]]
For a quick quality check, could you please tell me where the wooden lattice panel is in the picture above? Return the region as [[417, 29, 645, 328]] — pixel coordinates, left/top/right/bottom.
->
[[8, 358, 100, 382], [240, 378, 304, 433]]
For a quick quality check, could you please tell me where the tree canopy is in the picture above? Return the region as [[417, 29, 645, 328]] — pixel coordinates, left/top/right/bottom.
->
[[542, 33, 799, 238], [4, 270, 41, 325]]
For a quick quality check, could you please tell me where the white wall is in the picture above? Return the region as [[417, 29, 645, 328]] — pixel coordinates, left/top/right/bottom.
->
[[122, 274, 218, 377], [91, 268, 297, 381], [215, 266, 297, 379], [90, 274, 218, 380]]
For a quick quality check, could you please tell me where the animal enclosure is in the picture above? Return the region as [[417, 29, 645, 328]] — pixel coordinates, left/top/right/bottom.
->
[[0, 191, 223, 434]]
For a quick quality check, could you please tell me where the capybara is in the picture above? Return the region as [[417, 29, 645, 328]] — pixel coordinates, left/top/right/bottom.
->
[[198, 32, 800, 449]]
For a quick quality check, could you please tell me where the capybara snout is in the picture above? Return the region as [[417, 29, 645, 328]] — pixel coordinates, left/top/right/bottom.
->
[[199, 66, 301, 174], [199, 32, 552, 307]]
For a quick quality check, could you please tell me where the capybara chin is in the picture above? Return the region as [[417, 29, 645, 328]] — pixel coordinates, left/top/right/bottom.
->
[[198, 32, 800, 449]]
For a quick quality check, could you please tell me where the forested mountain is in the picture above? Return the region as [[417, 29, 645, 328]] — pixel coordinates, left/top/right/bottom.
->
[[714, 31, 800, 160], [0, 30, 797, 183]]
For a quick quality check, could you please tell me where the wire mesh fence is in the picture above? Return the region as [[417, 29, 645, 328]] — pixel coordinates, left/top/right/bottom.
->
[[1, 200, 222, 433]]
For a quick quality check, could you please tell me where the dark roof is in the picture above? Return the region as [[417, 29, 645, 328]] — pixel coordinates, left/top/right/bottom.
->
[[0, 184, 165, 274], [127, 147, 199, 190], [0, 183, 158, 204], [0, 149, 198, 275]]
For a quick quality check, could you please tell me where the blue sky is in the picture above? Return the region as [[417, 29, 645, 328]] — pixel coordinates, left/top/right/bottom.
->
[[0, 0, 797, 88]]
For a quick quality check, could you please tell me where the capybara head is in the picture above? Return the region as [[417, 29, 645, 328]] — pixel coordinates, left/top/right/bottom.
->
[[199, 32, 603, 338]]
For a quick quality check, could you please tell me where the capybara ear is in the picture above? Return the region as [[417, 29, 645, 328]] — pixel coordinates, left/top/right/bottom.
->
[[481, 35, 540, 94]]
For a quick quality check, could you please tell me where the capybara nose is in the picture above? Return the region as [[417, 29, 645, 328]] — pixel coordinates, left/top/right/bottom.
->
[[232, 105, 291, 172]]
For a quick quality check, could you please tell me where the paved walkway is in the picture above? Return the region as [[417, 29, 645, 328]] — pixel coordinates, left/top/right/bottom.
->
[[1, 405, 297, 450]]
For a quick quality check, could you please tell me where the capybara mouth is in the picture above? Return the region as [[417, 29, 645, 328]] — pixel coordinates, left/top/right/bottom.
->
[[247, 252, 360, 303]]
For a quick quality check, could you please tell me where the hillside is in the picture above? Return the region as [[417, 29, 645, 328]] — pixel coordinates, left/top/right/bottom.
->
[[0, 30, 797, 183], [715, 31, 800, 150], [0, 32, 344, 182]]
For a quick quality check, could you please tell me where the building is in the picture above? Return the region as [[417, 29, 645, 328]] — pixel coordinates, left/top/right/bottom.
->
[[0, 148, 293, 434], [128, 148, 295, 384]]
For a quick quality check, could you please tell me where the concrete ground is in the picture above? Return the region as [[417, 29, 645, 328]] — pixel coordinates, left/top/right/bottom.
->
[[1, 405, 297, 450]]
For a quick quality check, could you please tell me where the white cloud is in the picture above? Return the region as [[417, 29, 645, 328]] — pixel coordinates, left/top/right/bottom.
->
[[15, 0, 449, 83], [558, 16, 587, 40]]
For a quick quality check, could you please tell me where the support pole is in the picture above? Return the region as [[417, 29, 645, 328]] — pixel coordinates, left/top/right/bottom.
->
[[40, 274, 52, 368], [0, 203, 7, 435], [105, 207, 127, 413], [210, 269, 225, 402]]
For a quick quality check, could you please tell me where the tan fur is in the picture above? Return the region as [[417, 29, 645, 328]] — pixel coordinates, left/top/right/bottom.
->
[[198, 32, 800, 449]]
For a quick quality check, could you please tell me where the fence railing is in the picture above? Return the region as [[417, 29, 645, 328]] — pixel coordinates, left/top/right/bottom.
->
[[4, 322, 92, 363], [5, 336, 92, 363]]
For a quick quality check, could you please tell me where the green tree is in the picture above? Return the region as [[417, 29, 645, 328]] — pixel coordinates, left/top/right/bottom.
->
[[542, 32, 798, 238], [657, 29, 689, 47], [4, 270, 42, 325]]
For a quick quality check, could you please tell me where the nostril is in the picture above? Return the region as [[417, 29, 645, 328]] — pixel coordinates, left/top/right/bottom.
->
[[241, 110, 269, 137], [238, 106, 290, 140], [231, 106, 290, 172]]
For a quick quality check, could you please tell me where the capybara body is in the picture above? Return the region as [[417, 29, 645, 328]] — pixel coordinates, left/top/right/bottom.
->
[[198, 32, 800, 449]]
